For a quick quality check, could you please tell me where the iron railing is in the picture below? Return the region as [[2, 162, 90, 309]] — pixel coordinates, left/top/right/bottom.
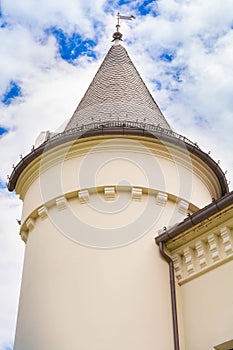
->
[[48, 120, 199, 149]]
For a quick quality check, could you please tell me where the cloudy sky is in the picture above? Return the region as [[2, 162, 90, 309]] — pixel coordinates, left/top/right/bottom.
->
[[0, 0, 233, 348]]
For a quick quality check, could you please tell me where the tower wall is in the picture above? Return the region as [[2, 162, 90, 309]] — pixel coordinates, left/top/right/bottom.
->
[[14, 136, 223, 350]]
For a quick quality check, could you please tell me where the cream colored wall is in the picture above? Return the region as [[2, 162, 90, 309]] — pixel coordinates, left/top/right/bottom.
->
[[180, 261, 233, 350], [17, 136, 221, 223], [14, 135, 223, 350], [15, 208, 175, 350]]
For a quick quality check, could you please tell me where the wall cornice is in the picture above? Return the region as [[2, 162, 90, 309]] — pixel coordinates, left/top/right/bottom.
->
[[18, 186, 193, 244], [15, 135, 222, 202], [165, 205, 233, 284]]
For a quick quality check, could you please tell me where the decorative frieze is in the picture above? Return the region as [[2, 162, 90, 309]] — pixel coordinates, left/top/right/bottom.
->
[[220, 226, 233, 255], [183, 247, 195, 274], [208, 233, 220, 262], [155, 192, 168, 206], [131, 187, 142, 200], [78, 189, 90, 203], [55, 196, 67, 210], [104, 187, 116, 200], [195, 240, 208, 268], [38, 206, 48, 220], [170, 225, 233, 284], [172, 253, 183, 281], [177, 199, 189, 215], [26, 218, 35, 231], [21, 230, 28, 243]]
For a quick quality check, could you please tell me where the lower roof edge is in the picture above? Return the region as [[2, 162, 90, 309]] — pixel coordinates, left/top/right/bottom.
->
[[8, 123, 229, 196]]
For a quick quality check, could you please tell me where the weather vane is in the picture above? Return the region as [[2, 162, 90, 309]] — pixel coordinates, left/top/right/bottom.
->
[[112, 12, 135, 42]]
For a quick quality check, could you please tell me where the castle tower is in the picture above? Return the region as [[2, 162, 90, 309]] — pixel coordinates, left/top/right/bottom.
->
[[8, 28, 228, 350]]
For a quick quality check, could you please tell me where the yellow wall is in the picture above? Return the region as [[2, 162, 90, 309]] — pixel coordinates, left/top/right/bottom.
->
[[180, 261, 233, 350], [15, 212, 175, 350], [14, 135, 224, 349]]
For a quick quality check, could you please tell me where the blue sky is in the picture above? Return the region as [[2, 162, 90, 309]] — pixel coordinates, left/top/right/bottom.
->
[[0, 0, 233, 349], [2, 81, 21, 106], [45, 27, 97, 62], [0, 127, 8, 136]]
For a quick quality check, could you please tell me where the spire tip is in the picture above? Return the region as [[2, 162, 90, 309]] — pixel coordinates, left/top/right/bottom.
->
[[112, 12, 135, 42]]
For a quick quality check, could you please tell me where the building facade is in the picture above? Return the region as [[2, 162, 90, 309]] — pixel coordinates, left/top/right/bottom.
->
[[8, 30, 233, 350]]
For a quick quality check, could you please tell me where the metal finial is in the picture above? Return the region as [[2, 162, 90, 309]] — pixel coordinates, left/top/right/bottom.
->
[[112, 12, 135, 42], [116, 12, 120, 32]]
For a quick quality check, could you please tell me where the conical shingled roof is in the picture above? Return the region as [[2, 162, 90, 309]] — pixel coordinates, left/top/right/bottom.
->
[[65, 43, 171, 131]]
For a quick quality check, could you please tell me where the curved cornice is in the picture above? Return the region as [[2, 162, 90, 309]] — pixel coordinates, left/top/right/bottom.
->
[[8, 123, 229, 196]]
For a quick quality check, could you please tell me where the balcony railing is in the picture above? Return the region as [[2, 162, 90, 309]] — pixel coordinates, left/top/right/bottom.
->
[[48, 120, 199, 149]]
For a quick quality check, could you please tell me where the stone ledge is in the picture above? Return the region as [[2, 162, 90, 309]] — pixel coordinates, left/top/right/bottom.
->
[[131, 187, 142, 200], [56, 197, 67, 210], [170, 222, 233, 285], [78, 189, 90, 203], [104, 187, 116, 200], [19, 186, 191, 243], [38, 206, 48, 220]]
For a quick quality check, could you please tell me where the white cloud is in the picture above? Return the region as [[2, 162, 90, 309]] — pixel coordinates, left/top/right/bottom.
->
[[2, 0, 108, 37], [0, 0, 233, 347], [0, 191, 23, 350], [126, 0, 233, 181]]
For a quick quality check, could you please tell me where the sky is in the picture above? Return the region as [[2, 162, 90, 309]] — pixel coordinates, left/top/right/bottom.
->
[[0, 0, 233, 348]]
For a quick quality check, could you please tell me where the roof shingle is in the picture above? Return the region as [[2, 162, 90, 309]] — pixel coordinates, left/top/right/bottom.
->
[[65, 43, 171, 131]]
